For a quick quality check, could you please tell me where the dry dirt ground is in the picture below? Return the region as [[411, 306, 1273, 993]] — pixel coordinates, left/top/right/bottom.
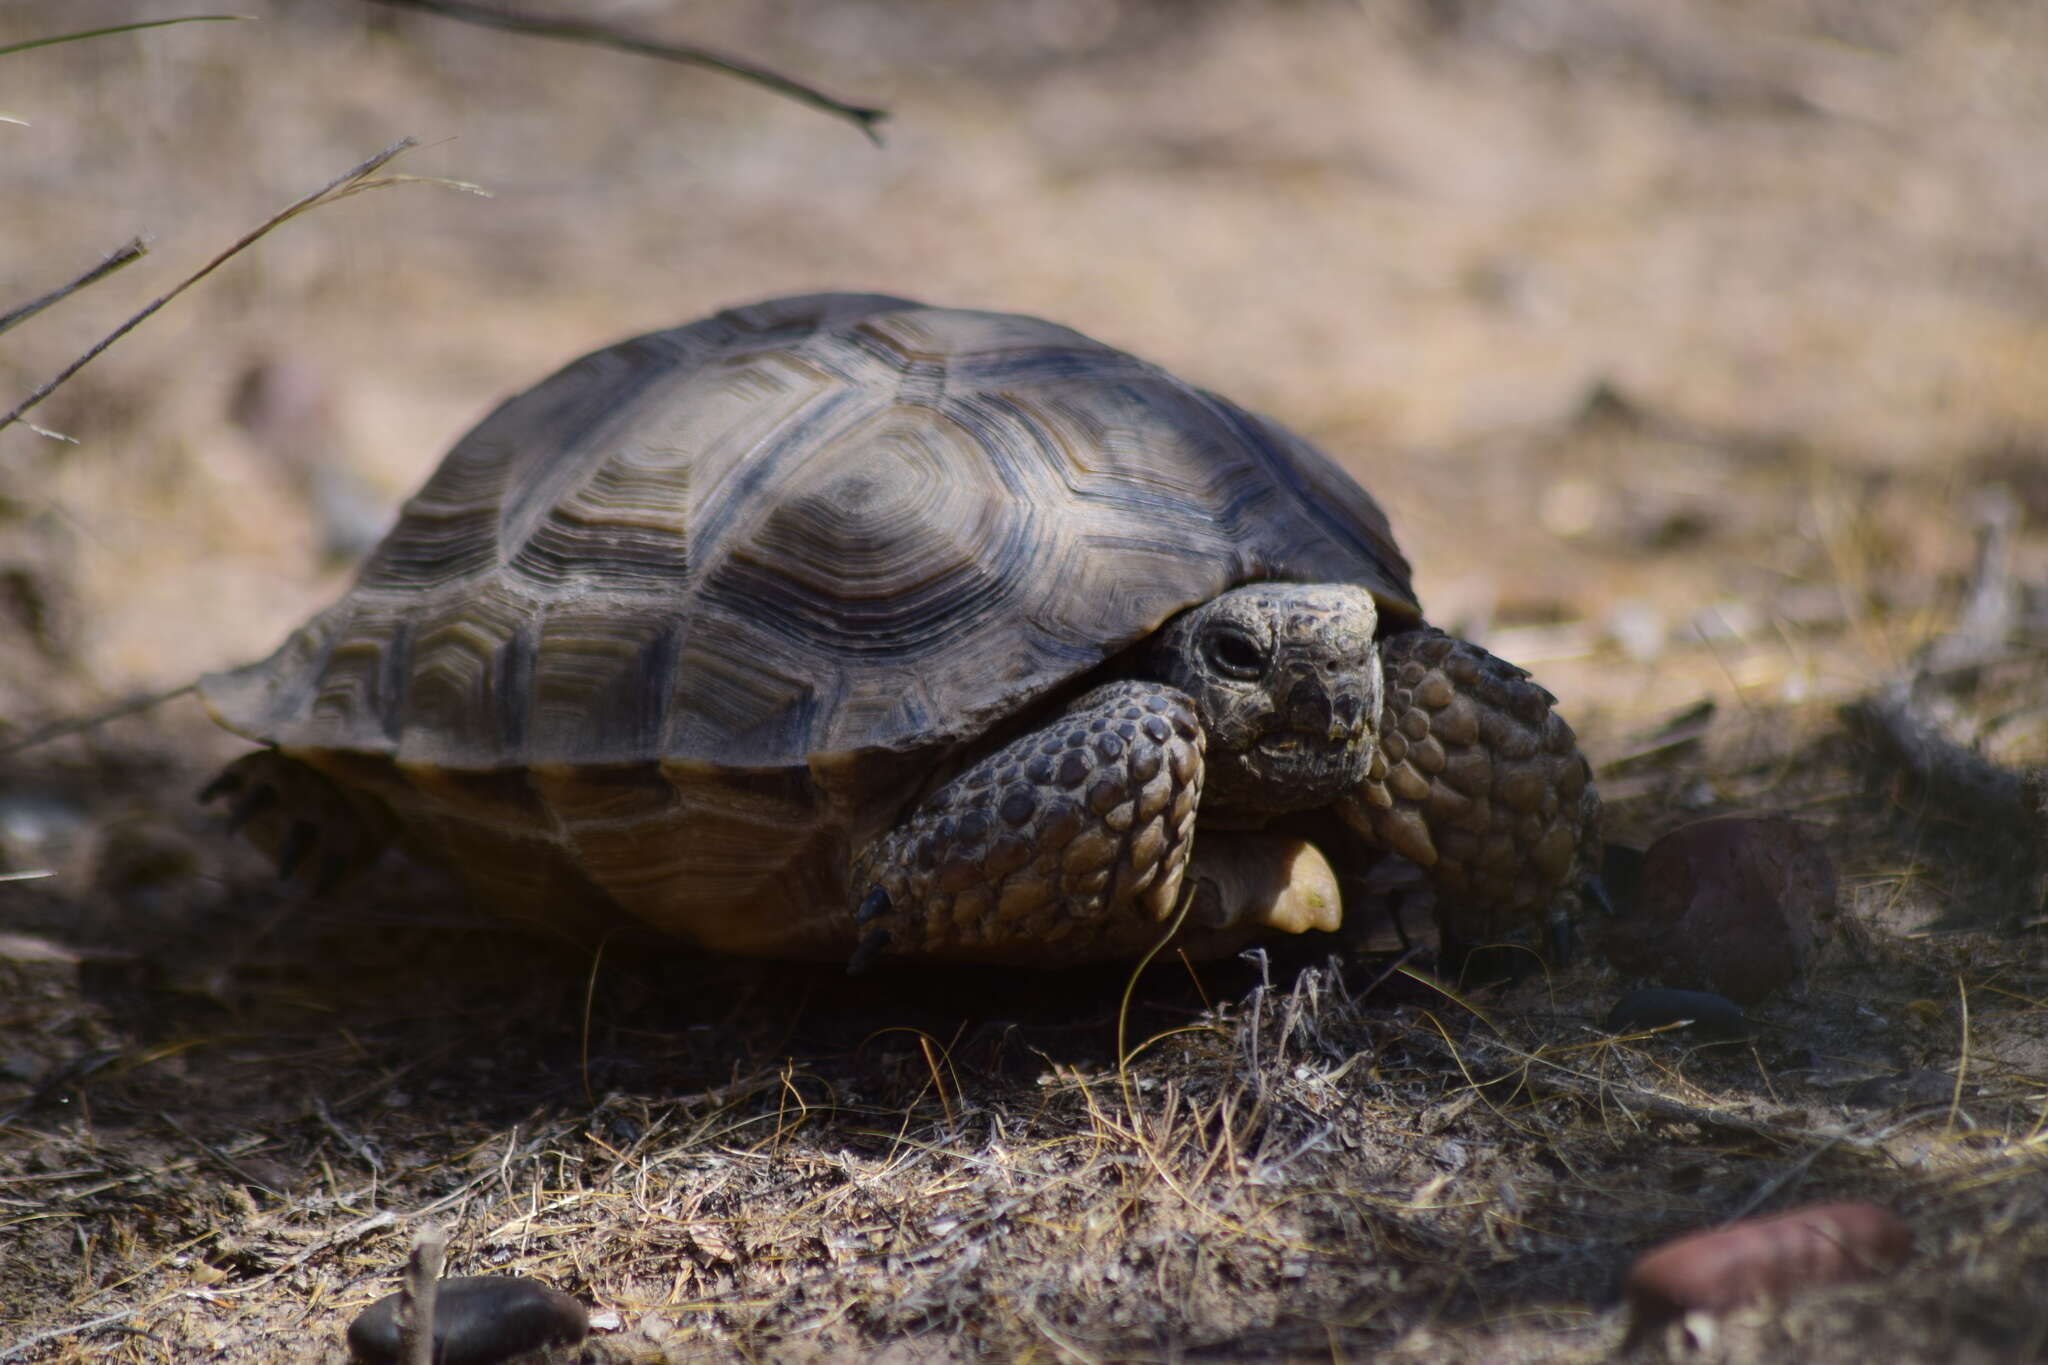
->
[[4, 2, 2048, 1361]]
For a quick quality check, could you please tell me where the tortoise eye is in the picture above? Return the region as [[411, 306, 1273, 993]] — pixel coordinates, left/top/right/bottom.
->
[[1205, 628, 1267, 680]]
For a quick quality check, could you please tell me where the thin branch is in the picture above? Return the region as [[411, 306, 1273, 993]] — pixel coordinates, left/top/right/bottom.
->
[[0, 683, 195, 759], [0, 139, 459, 442], [0, 1307, 153, 1364], [1843, 681, 2038, 831], [398, 1224, 450, 1365], [0, 15, 249, 59], [361, 0, 889, 143], [0, 239, 149, 339]]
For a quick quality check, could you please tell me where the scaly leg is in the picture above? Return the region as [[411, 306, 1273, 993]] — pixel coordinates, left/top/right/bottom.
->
[[848, 681, 1210, 969], [1338, 628, 1599, 967]]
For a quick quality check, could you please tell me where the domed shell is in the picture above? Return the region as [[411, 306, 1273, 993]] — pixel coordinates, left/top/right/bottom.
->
[[202, 293, 1417, 776]]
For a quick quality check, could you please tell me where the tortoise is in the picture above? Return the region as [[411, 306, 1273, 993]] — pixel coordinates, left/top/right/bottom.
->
[[200, 293, 1599, 970]]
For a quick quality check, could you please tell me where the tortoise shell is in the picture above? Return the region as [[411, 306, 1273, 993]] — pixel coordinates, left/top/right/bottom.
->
[[201, 293, 1419, 956]]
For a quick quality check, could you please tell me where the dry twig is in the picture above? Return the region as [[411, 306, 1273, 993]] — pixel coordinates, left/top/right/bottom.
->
[[1844, 682, 2040, 833], [0, 14, 247, 60], [0, 682, 196, 758], [361, 0, 889, 141], [0, 239, 149, 340], [398, 1224, 450, 1365], [0, 138, 476, 443]]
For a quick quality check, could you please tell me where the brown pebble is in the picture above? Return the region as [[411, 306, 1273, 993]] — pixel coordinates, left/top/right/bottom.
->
[[1625, 1202, 1911, 1338], [1598, 816, 1832, 1004], [347, 1275, 587, 1365]]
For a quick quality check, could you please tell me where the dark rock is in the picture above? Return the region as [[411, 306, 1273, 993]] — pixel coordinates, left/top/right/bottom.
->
[[1604, 988, 1750, 1042], [347, 1275, 587, 1365], [1598, 816, 1832, 1004]]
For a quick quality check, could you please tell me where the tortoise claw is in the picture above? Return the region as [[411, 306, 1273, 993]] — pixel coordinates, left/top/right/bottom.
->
[[204, 752, 394, 892], [225, 784, 279, 834], [315, 853, 351, 896], [275, 820, 318, 881], [846, 926, 892, 976], [1546, 904, 1579, 965], [854, 886, 891, 926], [197, 769, 245, 804]]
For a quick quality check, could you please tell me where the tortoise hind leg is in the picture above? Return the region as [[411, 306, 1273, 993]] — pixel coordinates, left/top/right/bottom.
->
[[848, 680, 1208, 970], [201, 750, 395, 891], [1337, 627, 1600, 973]]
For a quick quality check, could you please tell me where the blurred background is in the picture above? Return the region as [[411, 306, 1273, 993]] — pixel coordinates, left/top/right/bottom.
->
[[4, 0, 2047, 758]]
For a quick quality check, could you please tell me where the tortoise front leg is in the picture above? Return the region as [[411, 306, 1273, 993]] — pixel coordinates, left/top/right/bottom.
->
[[1337, 628, 1599, 965], [201, 749, 395, 891], [848, 681, 1205, 970]]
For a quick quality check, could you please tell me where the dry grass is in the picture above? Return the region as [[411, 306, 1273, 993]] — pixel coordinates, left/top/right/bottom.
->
[[5, 864, 2045, 1362], [4, 1, 2048, 1360]]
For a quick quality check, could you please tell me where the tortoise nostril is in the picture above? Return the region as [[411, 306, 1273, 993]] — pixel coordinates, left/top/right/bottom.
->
[[1284, 678, 1333, 735]]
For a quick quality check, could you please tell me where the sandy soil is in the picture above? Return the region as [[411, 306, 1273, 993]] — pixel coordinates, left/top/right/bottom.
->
[[3, 2, 2046, 1361]]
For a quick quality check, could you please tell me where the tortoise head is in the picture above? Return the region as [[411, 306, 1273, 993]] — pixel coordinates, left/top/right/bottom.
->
[[1149, 583, 1382, 819]]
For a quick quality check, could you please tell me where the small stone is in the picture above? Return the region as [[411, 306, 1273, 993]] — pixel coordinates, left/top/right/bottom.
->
[[1597, 816, 1832, 1004], [346, 1275, 587, 1365]]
